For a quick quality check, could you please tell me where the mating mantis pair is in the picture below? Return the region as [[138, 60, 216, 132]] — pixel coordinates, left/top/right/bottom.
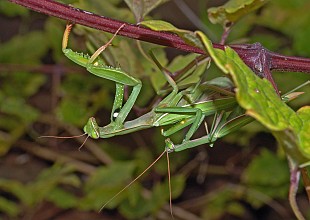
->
[[60, 23, 302, 214], [62, 23, 247, 152]]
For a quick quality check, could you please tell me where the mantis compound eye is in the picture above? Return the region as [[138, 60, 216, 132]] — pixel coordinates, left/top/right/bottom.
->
[[83, 117, 100, 139], [165, 138, 175, 153]]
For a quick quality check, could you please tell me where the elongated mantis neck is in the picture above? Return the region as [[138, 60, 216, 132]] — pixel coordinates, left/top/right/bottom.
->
[[98, 112, 155, 138]]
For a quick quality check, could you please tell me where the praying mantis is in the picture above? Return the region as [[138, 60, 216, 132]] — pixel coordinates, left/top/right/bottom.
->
[[61, 22, 305, 156], [62, 23, 252, 152], [60, 23, 306, 215]]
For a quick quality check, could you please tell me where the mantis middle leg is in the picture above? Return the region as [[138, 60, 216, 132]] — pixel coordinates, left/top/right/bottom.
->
[[155, 106, 205, 143]]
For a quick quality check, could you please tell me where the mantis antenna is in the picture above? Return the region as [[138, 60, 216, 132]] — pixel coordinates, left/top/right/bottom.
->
[[166, 147, 174, 219], [99, 149, 174, 218], [38, 133, 89, 150]]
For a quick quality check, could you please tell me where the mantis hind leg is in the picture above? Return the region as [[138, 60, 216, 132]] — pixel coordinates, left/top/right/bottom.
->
[[155, 107, 205, 142]]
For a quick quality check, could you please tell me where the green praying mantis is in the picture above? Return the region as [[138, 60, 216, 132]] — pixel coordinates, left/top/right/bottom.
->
[[62, 23, 253, 152], [60, 23, 305, 214]]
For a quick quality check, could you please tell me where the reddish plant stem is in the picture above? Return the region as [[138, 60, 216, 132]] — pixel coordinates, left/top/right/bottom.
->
[[8, 0, 310, 77]]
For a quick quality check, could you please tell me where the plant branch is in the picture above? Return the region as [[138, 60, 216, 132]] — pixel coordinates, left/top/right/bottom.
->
[[8, 0, 310, 78]]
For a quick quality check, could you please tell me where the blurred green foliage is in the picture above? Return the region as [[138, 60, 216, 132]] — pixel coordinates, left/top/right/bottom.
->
[[0, 0, 309, 219]]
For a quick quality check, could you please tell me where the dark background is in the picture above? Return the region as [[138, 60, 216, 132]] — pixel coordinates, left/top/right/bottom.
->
[[0, 0, 310, 219]]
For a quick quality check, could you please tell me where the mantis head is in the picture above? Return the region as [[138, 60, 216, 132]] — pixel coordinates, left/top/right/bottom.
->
[[83, 117, 100, 139], [165, 138, 175, 153]]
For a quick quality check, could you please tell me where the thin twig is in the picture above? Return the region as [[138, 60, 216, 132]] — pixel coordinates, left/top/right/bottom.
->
[[8, 0, 310, 75], [18, 140, 96, 174]]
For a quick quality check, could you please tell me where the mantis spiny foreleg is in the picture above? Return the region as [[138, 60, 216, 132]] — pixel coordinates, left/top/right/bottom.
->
[[62, 24, 142, 136]]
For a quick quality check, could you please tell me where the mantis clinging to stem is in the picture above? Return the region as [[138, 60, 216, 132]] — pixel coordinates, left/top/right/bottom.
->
[[62, 23, 243, 151], [59, 23, 239, 214], [57, 23, 307, 216]]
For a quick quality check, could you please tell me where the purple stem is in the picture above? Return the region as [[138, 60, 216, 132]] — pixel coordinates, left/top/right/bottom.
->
[[288, 161, 305, 220], [8, 0, 310, 79]]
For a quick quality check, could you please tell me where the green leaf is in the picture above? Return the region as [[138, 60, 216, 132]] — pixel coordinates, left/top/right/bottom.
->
[[124, 0, 169, 22], [0, 1, 29, 16], [0, 197, 20, 217], [296, 106, 310, 160], [254, 1, 310, 57], [119, 187, 152, 219], [202, 187, 245, 220], [47, 187, 78, 209], [0, 31, 48, 64], [208, 0, 270, 26], [57, 98, 89, 126], [196, 31, 310, 165], [28, 165, 77, 206], [85, 161, 136, 190], [242, 149, 289, 186], [45, 18, 66, 62], [80, 184, 134, 210], [140, 20, 202, 47], [1, 72, 46, 98], [167, 174, 186, 199], [119, 174, 186, 219], [0, 97, 39, 123], [80, 162, 136, 210], [140, 20, 189, 33], [0, 179, 30, 205], [75, 0, 135, 23], [242, 149, 290, 207]]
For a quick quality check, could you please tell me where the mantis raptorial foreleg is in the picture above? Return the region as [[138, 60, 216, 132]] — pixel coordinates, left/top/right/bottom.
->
[[62, 24, 142, 133]]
